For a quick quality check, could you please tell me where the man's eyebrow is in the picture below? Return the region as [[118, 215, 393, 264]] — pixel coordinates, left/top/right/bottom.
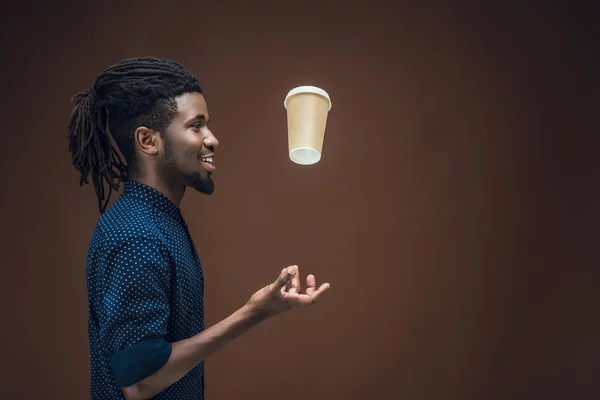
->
[[185, 114, 210, 124]]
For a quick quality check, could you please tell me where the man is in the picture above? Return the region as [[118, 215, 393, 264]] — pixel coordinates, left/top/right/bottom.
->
[[67, 57, 330, 400]]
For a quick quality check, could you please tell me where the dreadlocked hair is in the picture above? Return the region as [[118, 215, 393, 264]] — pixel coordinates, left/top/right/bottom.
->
[[67, 57, 203, 213]]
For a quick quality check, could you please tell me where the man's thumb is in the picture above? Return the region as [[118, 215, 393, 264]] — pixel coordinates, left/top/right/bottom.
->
[[274, 266, 294, 291]]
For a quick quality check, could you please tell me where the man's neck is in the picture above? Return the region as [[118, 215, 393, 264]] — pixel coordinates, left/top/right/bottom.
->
[[130, 174, 186, 207]]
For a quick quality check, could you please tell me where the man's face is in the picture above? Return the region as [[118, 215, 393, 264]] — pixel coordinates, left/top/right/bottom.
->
[[161, 92, 219, 194]]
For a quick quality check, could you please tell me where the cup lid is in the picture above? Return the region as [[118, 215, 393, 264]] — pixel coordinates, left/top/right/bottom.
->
[[284, 86, 332, 110]]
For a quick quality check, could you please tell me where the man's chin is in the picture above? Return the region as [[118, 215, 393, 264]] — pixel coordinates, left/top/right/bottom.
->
[[188, 174, 215, 195], [197, 186, 215, 195]]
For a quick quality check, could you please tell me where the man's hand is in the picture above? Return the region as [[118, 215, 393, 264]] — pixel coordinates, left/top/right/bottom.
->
[[246, 265, 330, 318]]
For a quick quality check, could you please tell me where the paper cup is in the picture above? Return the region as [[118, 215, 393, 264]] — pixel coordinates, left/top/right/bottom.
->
[[284, 86, 332, 165]]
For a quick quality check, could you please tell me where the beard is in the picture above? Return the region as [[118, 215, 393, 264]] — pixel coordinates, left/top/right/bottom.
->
[[188, 171, 215, 195], [163, 135, 215, 195]]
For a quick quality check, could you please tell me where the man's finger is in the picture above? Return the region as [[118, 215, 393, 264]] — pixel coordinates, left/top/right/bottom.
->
[[305, 274, 316, 296], [274, 266, 294, 292], [309, 282, 331, 303], [288, 265, 301, 294]]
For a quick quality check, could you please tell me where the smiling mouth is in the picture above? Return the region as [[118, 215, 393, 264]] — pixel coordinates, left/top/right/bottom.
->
[[200, 156, 216, 172]]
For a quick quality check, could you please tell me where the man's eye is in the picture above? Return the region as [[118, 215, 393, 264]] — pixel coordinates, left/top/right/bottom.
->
[[191, 123, 202, 130]]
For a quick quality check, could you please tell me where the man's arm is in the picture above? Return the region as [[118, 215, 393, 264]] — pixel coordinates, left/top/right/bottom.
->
[[121, 265, 330, 400], [121, 303, 266, 400]]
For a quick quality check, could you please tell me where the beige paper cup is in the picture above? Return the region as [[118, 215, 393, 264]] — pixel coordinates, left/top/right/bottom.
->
[[284, 86, 332, 165]]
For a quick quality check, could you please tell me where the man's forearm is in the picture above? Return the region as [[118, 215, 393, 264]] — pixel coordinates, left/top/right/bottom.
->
[[121, 304, 267, 400]]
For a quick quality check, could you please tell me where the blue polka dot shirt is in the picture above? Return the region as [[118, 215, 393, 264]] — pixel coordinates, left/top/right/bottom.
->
[[86, 181, 205, 399]]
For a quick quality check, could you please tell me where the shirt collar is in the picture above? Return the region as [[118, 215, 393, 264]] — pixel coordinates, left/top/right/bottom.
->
[[123, 180, 186, 226]]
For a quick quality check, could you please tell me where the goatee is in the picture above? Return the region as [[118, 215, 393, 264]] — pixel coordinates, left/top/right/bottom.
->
[[188, 172, 215, 195]]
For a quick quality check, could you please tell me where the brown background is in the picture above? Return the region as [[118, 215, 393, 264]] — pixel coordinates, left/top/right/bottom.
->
[[1, 1, 598, 399]]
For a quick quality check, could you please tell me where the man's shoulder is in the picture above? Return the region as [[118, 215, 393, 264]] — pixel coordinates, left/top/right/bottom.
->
[[91, 194, 164, 247]]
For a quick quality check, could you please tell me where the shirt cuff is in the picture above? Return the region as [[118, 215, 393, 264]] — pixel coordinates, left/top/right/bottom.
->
[[109, 337, 172, 387]]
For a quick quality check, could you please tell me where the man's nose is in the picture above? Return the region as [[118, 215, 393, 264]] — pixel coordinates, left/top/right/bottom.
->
[[203, 129, 219, 150]]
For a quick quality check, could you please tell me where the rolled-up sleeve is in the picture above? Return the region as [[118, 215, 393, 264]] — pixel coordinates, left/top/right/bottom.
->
[[98, 238, 173, 387]]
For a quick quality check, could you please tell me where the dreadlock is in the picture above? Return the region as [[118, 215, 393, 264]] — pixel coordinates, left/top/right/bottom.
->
[[67, 57, 203, 213]]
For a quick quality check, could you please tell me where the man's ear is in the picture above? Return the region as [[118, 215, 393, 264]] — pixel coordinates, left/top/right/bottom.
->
[[134, 126, 161, 156]]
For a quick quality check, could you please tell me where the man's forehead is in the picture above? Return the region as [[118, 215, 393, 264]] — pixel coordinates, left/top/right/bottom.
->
[[174, 92, 208, 119]]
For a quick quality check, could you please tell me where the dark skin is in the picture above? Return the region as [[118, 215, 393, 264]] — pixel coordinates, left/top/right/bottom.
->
[[131, 92, 217, 205], [121, 92, 331, 400]]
